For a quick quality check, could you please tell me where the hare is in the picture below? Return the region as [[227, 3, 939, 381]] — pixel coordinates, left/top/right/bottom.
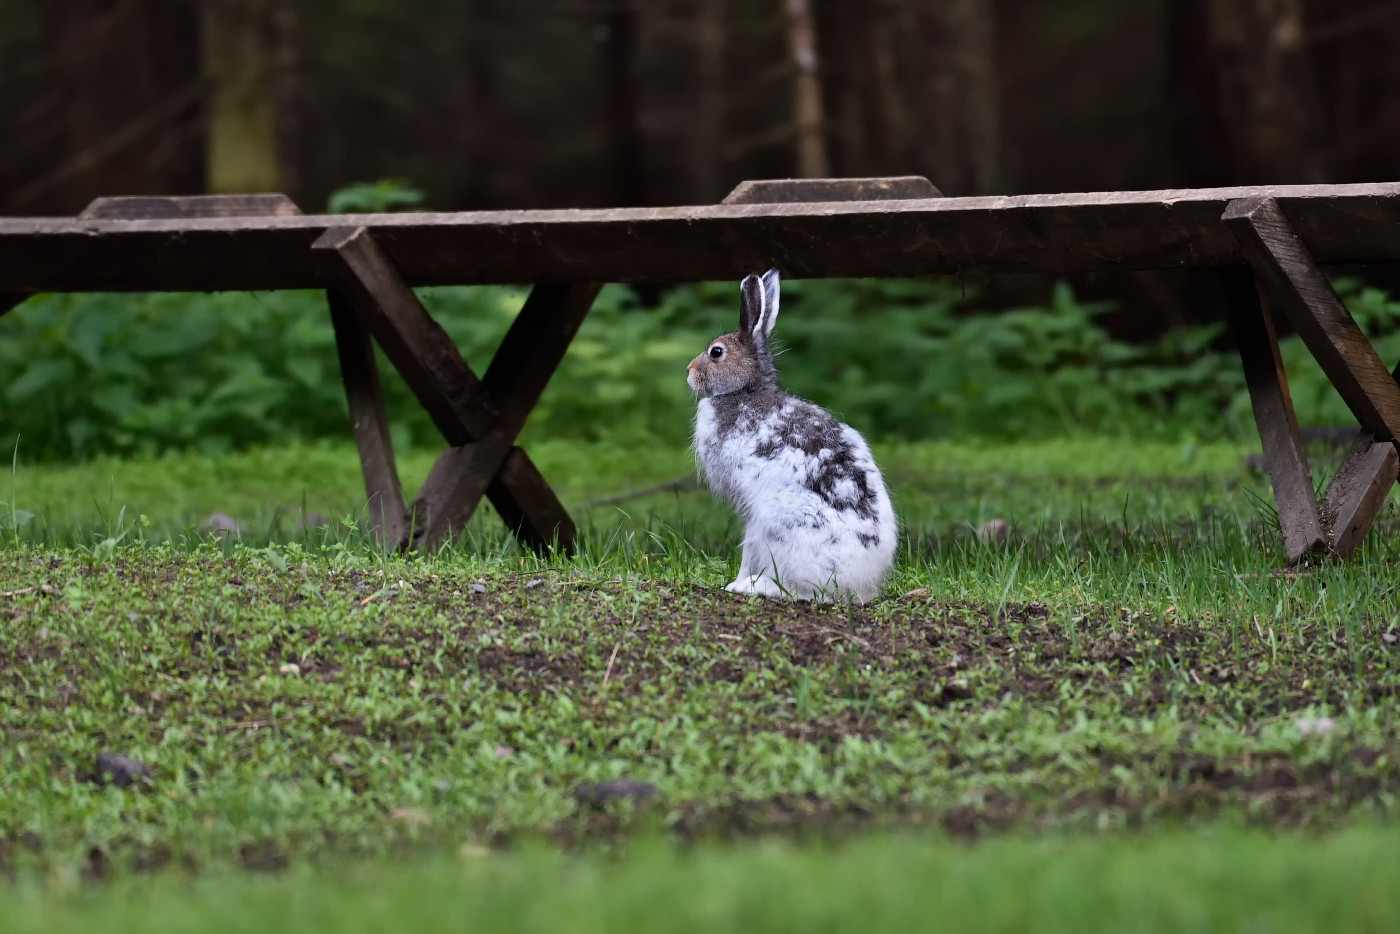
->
[[687, 269, 896, 601]]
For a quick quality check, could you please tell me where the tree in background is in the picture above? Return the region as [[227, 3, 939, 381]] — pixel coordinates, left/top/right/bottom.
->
[[6, 0, 202, 214], [202, 0, 289, 194], [785, 0, 829, 178], [1202, 0, 1333, 183]]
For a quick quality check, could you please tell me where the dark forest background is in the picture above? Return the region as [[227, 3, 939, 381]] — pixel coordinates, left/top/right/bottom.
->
[[4, 1, 1397, 213]]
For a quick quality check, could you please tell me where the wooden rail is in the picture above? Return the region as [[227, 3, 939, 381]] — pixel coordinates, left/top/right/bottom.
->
[[3, 177, 1400, 565], [5, 183, 1400, 292]]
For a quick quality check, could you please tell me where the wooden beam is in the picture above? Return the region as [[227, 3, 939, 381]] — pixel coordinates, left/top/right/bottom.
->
[[487, 447, 576, 553], [1221, 268, 1327, 564], [313, 225, 596, 553], [78, 193, 302, 220], [722, 176, 942, 204], [327, 289, 409, 549], [10, 182, 1400, 291], [1320, 431, 1398, 558], [409, 282, 602, 552], [482, 282, 604, 434], [312, 226, 497, 444], [408, 432, 516, 552], [1223, 197, 1400, 440]]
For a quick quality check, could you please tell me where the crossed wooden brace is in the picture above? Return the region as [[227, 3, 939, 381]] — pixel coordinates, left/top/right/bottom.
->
[[1223, 197, 1400, 565], [314, 226, 600, 554]]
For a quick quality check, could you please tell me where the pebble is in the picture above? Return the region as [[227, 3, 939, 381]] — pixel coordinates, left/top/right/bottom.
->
[[1296, 716, 1336, 738], [95, 753, 152, 788], [975, 518, 1009, 544], [573, 779, 659, 808], [1384, 633, 1397, 645], [390, 807, 432, 827], [201, 513, 240, 537], [493, 745, 513, 758], [470, 583, 487, 595]]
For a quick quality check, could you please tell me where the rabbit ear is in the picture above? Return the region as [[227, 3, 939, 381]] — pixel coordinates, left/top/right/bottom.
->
[[738, 273, 764, 339], [758, 268, 781, 337]]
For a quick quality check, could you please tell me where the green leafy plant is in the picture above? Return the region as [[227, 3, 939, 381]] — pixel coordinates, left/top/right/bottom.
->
[[327, 179, 426, 213], [2, 276, 1394, 464]]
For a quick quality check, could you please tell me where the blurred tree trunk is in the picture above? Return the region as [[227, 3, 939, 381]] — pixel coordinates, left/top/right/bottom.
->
[[693, 0, 726, 202], [915, 0, 965, 193], [454, 0, 500, 209], [1168, 0, 1231, 185], [203, 0, 283, 193], [19, 0, 202, 213], [600, 1, 645, 206], [947, 0, 1001, 193], [911, 0, 999, 194], [1203, 0, 1333, 182], [785, 0, 829, 177], [870, 4, 915, 173]]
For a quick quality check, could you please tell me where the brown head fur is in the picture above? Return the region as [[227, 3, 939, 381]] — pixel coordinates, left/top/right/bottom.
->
[[687, 270, 781, 398]]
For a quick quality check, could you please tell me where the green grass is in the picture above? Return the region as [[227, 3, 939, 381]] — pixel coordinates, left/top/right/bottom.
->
[[3, 436, 1257, 548], [4, 437, 1400, 928], [7, 830, 1400, 933]]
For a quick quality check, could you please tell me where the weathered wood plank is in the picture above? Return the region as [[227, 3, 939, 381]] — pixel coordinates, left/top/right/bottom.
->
[[1224, 197, 1400, 441], [408, 432, 516, 552], [9, 183, 1400, 291], [313, 226, 496, 444], [1320, 431, 1399, 558], [79, 194, 302, 220], [487, 447, 577, 554], [327, 289, 409, 549], [482, 282, 604, 433], [722, 176, 942, 204], [1221, 268, 1327, 564], [408, 282, 602, 551]]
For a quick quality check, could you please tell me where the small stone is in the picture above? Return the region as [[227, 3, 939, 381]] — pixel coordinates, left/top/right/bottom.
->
[[279, 663, 301, 676], [525, 578, 545, 589], [936, 679, 973, 705], [434, 779, 451, 793], [902, 588, 930, 599], [1296, 716, 1336, 738], [975, 519, 1009, 544], [38, 627, 48, 640], [1384, 632, 1397, 645], [470, 583, 487, 595], [573, 779, 659, 808], [201, 513, 240, 537], [127, 612, 139, 622], [493, 745, 513, 758], [390, 807, 432, 827], [95, 753, 152, 788]]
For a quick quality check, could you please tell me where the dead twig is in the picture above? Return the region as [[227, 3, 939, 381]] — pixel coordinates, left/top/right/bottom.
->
[[600, 642, 621, 690], [576, 476, 700, 512]]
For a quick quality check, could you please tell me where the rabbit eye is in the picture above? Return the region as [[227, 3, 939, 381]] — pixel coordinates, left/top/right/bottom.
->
[[709, 345, 724, 360]]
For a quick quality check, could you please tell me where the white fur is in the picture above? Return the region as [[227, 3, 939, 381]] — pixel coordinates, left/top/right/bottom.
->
[[693, 397, 897, 602]]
